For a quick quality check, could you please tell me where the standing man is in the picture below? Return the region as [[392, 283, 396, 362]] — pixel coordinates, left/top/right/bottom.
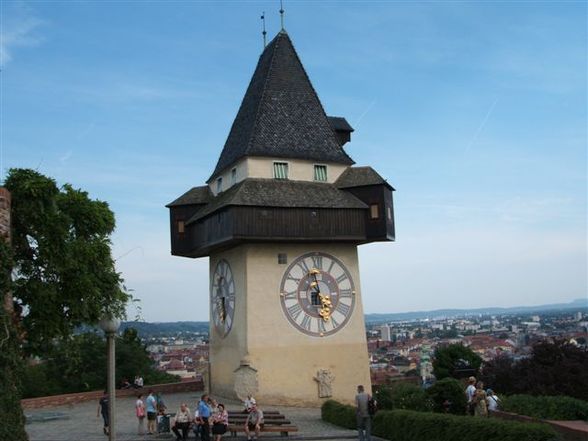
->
[[97, 390, 109, 435], [146, 389, 158, 434], [355, 385, 371, 441], [198, 394, 212, 441], [465, 377, 476, 415]]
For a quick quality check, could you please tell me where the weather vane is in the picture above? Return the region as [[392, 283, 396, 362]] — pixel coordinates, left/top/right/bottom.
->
[[261, 12, 267, 48], [279, 0, 285, 31]]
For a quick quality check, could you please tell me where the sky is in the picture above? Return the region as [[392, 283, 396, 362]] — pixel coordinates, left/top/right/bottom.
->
[[1, 1, 586, 322]]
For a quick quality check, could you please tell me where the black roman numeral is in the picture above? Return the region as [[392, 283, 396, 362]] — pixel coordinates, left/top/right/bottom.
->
[[287, 304, 303, 320], [297, 259, 310, 274], [336, 273, 348, 284], [311, 255, 323, 270], [340, 289, 353, 298], [301, 315, 312, 330], [335, 302, 351, 316]]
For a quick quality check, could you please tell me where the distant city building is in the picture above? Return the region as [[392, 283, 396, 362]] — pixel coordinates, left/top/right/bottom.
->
[[380, 325, 392, 341]]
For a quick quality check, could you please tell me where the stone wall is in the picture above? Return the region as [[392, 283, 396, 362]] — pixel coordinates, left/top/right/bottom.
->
[[21, 380, 205, 409], [491, 410, 588, 441]]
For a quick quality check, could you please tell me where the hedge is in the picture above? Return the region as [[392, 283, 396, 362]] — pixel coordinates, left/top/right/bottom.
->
[[501, 394, 588, 421], [321, 400, 356, 429], [321, 400, 559, 441]]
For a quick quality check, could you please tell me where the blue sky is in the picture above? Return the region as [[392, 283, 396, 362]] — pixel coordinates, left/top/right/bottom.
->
[[1, 1, 586, 322]]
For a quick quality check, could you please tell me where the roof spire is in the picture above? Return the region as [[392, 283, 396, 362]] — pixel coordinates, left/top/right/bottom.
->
[[261, 12, 267, 48], [279, 0, 285, 31]]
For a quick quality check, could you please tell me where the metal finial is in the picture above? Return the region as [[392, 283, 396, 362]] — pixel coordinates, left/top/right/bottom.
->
[[261, 12, 267, 48], [279, 0, 285, 31]]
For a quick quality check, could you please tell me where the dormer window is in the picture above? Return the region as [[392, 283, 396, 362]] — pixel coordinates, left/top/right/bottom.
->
[[231, 168, 237, 185], [273, 162, 288, 180], [314, 164, 327, 182], [216, 177, 223, 193]]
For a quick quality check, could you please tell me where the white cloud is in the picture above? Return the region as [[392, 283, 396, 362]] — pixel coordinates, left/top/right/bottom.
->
[[0, 5, 44, 66]]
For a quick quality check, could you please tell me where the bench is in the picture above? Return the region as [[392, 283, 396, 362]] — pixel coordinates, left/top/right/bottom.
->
[[227, 410, 297, 437], [227, 424, 298, 437]]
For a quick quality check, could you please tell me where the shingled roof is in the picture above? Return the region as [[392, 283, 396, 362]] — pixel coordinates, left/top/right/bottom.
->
[[335, 167, 394, 190], [166, 186, 212, 207], [187, 179, 367, 224], [209, 31, 354, 180]]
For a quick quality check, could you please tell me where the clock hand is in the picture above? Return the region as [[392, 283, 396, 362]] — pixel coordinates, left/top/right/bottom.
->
[[309, 270, 331, 321]]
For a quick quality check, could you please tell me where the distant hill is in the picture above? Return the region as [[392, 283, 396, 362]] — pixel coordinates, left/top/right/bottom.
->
[[364, 298, 588, 323], [120, 321, 209, 335]]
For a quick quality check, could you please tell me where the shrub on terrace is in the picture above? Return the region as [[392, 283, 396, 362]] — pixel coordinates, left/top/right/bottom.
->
[[426, 377, 467, 415], [321, 401, 558, 441], [501, 395, 588, 421]]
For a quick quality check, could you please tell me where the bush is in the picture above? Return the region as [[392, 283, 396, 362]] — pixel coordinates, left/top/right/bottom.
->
[[426, 377, 467, 415], [433, 344, 482, 380], [321, 400, 356, 429], [501, 395, 588, 421], [371, 409, 558, 441], [374, 386, 394, 411], [481, 340, 588, 400], [387, 383, 433, 412]]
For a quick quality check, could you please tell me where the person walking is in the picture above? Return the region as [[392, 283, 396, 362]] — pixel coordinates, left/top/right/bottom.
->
[[136, 393, 146, 435], [198, 394, 212, 441], [97, 390, 109, 436], [355, 385, 371, 441], [172, 403, 192, 441], [146, 389, 158, 434]]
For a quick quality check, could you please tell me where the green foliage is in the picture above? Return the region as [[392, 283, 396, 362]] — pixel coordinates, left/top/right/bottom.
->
[[374, 386, 394, 411], [481, 340, 588, 400], [0, 241, 28, 441], [501, 395, 588, 421], [371, 409, 558, 441], [386, 382, 433, 412], [427, 378, 467, 415], [321, 400, 356, 429], [21, 329, 179, 398], [4, 169, 130, 356], [433, 343, 482, 380]]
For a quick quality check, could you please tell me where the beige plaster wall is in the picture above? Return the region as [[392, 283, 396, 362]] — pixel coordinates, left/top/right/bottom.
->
[[209, 242, 371, 407], [209, 246, 248, 398], [209, 158, 349, 195]]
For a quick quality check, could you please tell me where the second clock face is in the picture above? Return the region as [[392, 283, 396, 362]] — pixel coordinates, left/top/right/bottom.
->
[[211, 259, 235, 338], [279, 252, 355, 337]]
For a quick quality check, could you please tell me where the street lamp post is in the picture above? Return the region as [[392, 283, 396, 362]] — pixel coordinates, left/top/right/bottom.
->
[[99, 317, 121, 441]]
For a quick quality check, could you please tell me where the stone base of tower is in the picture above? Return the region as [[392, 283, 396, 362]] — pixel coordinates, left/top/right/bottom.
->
[[209, 243, 372, 407]]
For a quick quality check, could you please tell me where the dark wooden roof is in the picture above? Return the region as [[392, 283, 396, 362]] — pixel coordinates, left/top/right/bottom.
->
[[210, 31, 354, 180], [187, 178, 367, 223], [335, 167, 394, 190], [328, 116, 354, 133], [166, 186, 212, 207]]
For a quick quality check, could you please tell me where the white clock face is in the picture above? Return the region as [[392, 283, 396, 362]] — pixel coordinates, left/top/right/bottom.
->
[[211, 259, 235, 338], [279, 252, 355, 337]]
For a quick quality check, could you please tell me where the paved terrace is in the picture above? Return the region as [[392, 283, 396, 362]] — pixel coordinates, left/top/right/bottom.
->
[[25, 391, 372, 441]]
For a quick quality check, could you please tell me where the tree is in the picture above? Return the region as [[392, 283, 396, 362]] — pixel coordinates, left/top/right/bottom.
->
[[21, 329, 179, 398], [0, 240, 28, 441], [4, 169, 130, 355], [481, 340, 588, 400], [432, 344, 482, 380], [426, 378, 467, 415]]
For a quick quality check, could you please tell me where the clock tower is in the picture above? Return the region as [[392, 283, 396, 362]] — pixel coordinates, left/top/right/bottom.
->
[[168, 31, 395, 406]]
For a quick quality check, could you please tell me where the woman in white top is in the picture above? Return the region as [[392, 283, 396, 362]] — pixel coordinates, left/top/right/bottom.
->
[[135, 394, 146, 435], [486, 389, 500, 412]]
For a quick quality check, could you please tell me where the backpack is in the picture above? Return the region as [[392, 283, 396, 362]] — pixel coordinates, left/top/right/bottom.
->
[[368, 397, 378, 416]]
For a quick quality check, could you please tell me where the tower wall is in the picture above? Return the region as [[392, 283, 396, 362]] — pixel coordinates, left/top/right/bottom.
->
[[209, 243, 371, 407]]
